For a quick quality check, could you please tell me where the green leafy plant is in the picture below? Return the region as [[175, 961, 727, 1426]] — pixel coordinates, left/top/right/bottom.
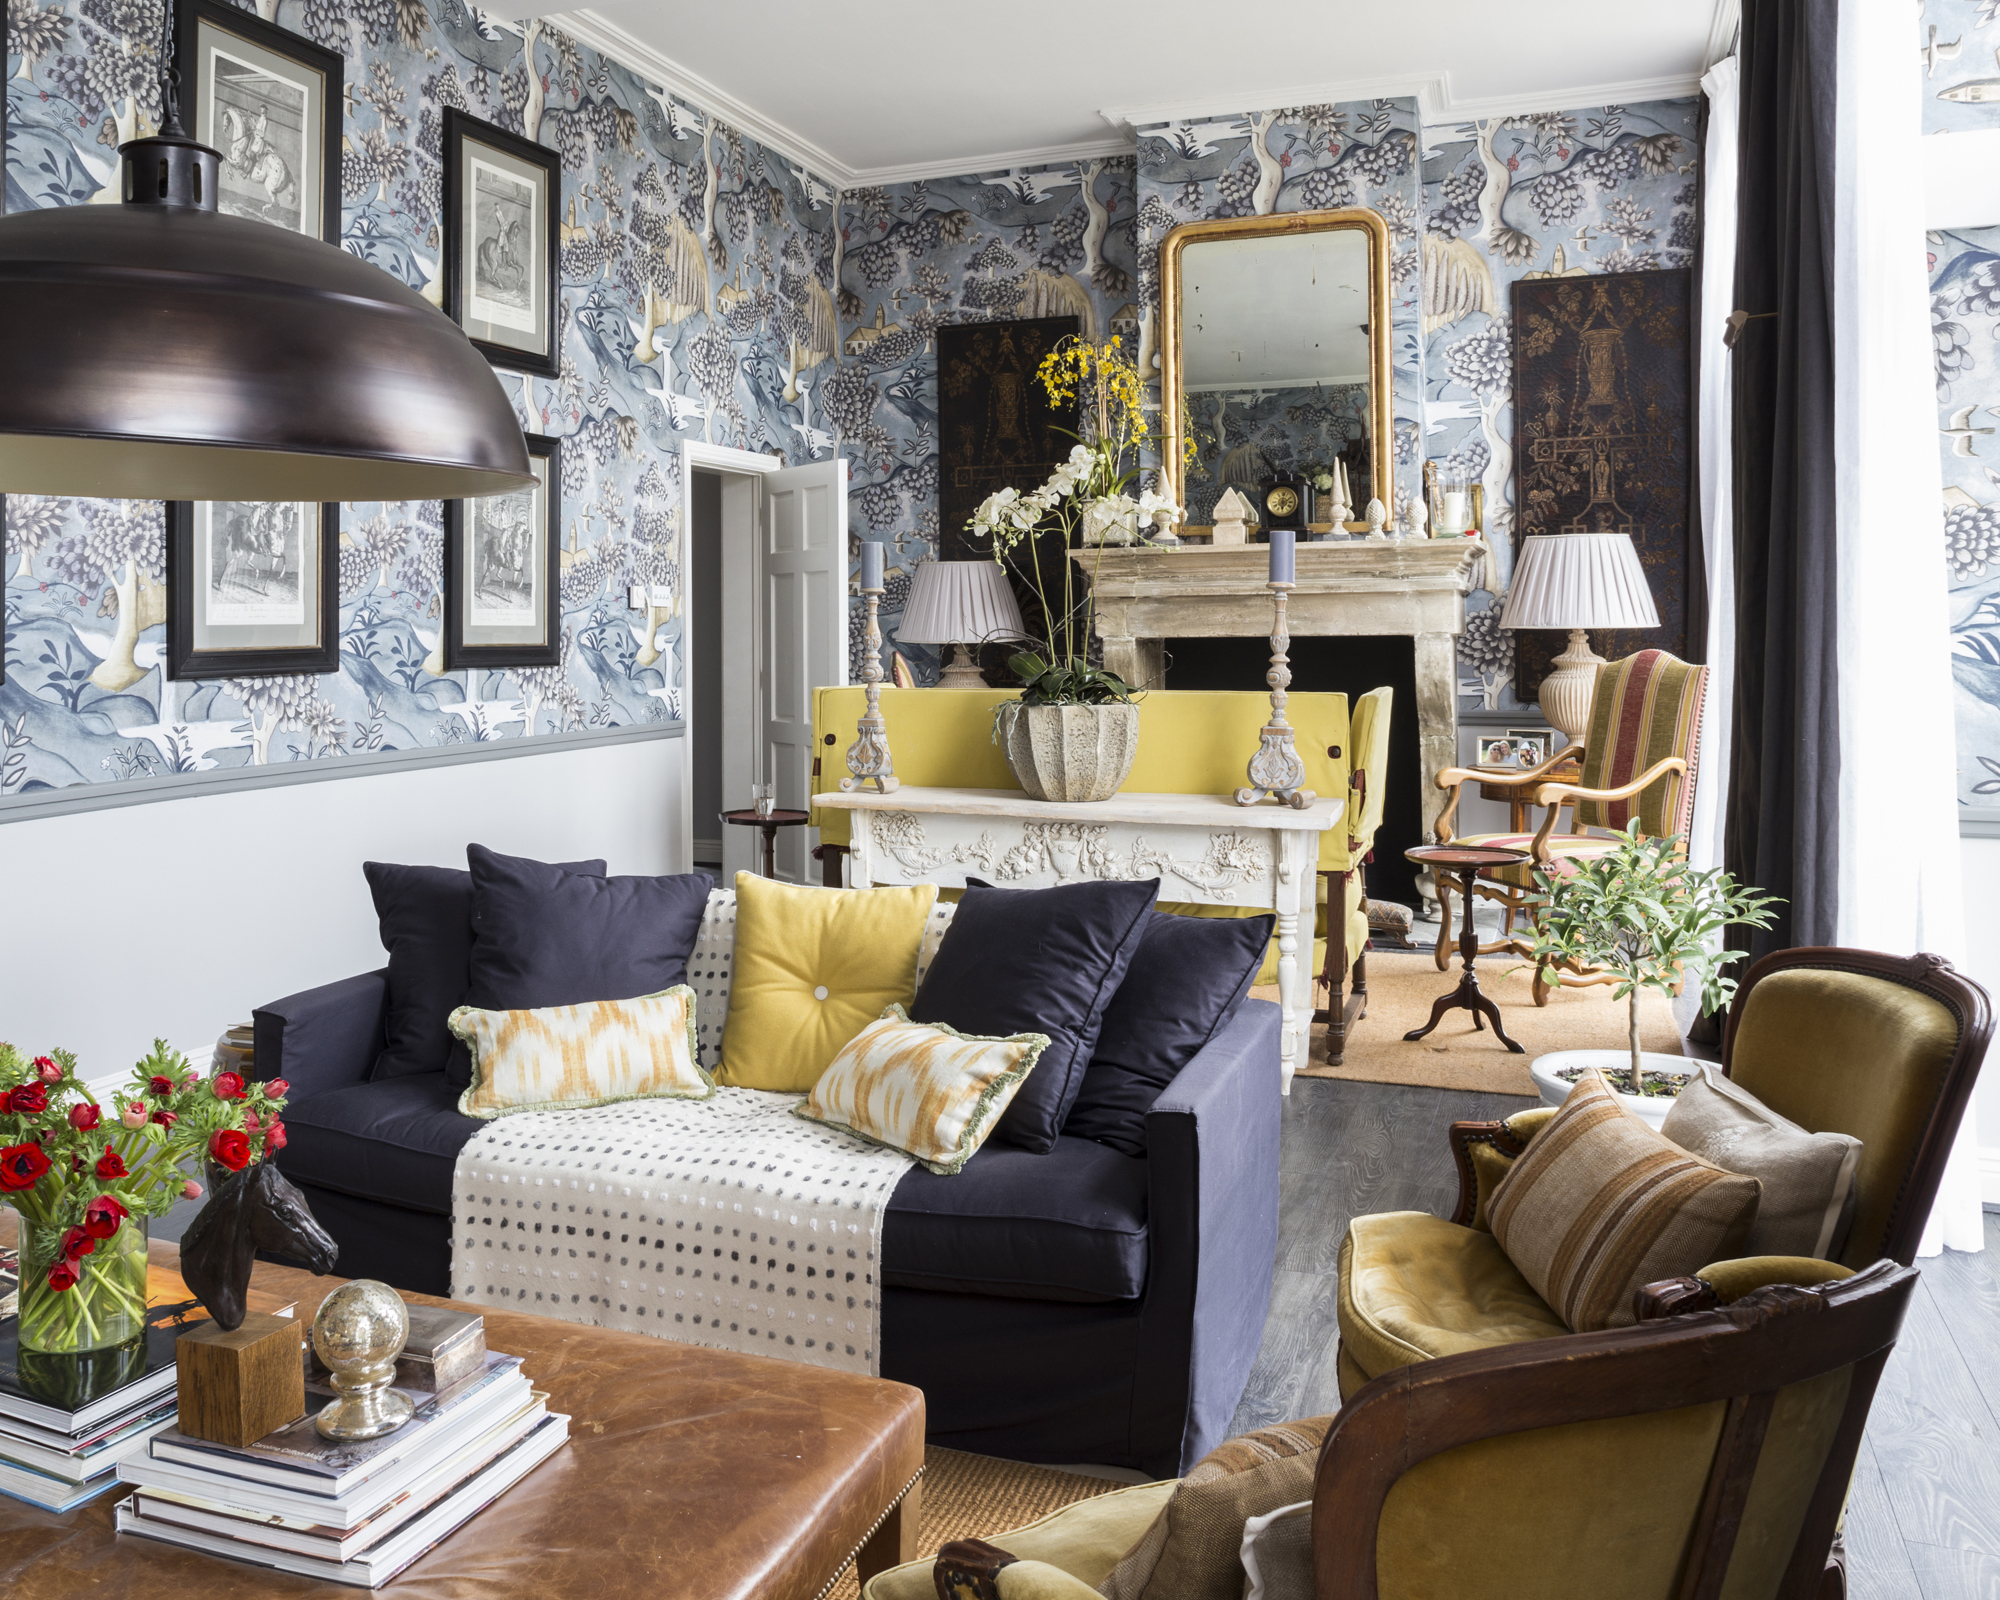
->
[[1526, 827, 1780, 1095]]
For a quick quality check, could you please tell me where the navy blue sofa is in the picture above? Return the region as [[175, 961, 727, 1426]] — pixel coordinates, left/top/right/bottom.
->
[[253, 977, 1279, 1477]]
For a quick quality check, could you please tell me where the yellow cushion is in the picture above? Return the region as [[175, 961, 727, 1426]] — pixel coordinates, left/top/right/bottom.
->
[[1489, 1071, 1761, 1330], [448, 987, 711, 1119], [715, 874, 936, 1090], [861, 1480, 1178, 1600], [1335, 1211, 1568, 1388], [795, 1005, 1048, 1174], [811, 687, 1354, 871]]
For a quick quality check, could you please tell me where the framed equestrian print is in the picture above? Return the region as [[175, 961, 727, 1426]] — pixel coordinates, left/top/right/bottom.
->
[[166, 501, 341, 679], [177, 0, 341, 244], [444, 433, 560, 669], [443, 109, 561, 378]]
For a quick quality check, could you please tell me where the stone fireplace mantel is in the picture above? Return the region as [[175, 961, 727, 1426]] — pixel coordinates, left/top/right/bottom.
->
[[1089, 540, 1490, 844]]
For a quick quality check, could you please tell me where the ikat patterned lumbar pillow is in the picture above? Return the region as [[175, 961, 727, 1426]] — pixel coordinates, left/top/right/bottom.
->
[[795, 1004, 1047, 1175], [448, 985, 712, 1120]]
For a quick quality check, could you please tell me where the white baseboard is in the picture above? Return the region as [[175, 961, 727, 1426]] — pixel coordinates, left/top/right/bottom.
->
[[1983, 1146, 2000, 1211]]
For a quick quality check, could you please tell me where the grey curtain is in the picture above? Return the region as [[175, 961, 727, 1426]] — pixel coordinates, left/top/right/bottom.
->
[[1726, 0, 1840, 957]]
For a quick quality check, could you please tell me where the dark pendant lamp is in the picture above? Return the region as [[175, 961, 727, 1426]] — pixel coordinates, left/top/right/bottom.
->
[[0, 40, 532, 502]]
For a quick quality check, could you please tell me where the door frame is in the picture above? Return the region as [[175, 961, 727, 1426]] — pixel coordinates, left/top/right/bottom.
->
[[679, 441, 778, 872]]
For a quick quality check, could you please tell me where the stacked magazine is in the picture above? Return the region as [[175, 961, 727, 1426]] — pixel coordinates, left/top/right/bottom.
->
[[114, 1349, 568, 1587], [0, 1250, 204, 1513]]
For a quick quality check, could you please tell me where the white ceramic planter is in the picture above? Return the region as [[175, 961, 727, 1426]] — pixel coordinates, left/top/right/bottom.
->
[[1529, 1049, 1696, 1130], [996, 701, 1140, 802]]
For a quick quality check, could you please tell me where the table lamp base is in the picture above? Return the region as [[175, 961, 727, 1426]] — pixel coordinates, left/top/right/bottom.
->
[[1537, 627, 1604, 743]]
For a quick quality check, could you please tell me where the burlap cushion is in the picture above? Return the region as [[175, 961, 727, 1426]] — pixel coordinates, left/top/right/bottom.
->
[[1489, 1071, 1761, 1331], [1660, 1066, 1861, 1259], [1097, 1417, 1332, 1600]]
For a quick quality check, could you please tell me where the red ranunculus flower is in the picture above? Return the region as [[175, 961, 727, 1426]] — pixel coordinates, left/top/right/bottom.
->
[[148, 1075, 175, 1098], [46, 1259, 77, 1292], [265, 1079, 289, 1099], [94, 1149, 127, 1181], [0, 1142, 49, 1191], [208, 1129, 251, 1172], [4, 1083, 48, 1115], [60, 1225, 95, 1262], [211, 1072, 246, 1102], [264, 1118, 288, 1153], [151, 1110, 177, 1129], [68, 1102, 101, 1131], [33, 1057, 62, 1083], [85, 1194, 129, 1238]]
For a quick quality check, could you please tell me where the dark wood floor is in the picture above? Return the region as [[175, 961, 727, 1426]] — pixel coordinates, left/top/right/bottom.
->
[[1232, 1075, 2000, 1600]]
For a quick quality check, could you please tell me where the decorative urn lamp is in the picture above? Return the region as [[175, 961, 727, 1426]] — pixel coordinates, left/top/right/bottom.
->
[[1497, 531, 1660, 742], [894, 561, 1027, 688]]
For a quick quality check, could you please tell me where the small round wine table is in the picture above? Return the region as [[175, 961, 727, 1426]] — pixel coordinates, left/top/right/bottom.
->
[[1403, 843, 1531, 1054], [722, 807, 811, 878]]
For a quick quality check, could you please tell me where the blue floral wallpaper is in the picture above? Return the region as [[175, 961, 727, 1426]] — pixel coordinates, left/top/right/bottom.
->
[[1419, 100, 1700, 711], [2, 0, 833, 796], [1920, 0, 2000, 134], [1182, 383, 1371, 526]]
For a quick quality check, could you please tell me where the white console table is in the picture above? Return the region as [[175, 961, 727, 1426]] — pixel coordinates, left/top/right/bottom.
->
[[812, 786, 1345, 1092]]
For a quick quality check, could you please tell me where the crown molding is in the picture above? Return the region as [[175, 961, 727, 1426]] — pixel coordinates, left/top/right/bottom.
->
[[1420, 72, 1703, 128], [847, 137, 1137, 189], [550, 8, 850, 187], [1099, 74, 1452, 135]]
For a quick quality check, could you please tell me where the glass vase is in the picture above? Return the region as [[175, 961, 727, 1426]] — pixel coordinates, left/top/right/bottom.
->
[[16, 1217, 150, 1354]]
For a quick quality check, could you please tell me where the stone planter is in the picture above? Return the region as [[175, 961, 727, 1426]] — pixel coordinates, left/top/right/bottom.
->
[[1530, 1049, 1695, 1130], [997, 702, 1139, 802]]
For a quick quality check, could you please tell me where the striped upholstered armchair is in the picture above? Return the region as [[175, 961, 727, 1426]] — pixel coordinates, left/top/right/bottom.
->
[[1430, 649, 1708, 1006]]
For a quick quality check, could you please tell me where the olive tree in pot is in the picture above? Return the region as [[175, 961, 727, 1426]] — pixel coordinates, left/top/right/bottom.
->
[[1526, 826, 1779, 1126], [967, 338, 1186, 802]]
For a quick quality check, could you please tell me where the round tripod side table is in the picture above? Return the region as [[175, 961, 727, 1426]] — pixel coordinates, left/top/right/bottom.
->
[[721, 808, 810, 879], [1402, 843, 1531, 1054]]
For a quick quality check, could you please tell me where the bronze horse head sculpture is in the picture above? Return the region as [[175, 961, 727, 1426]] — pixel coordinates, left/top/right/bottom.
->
[[180, 1160, 339, 1330]]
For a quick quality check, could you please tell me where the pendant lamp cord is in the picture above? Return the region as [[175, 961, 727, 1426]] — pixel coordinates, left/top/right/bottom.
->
[[156, 0, 185, 138]]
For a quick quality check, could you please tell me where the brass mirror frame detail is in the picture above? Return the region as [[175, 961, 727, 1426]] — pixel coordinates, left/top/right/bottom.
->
[[1159, 208, 1394, 532]]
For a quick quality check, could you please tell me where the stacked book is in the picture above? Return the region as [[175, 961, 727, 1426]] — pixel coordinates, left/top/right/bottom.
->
[[0, 1249, 191, 1513], [115, 1309, 568, 1587]]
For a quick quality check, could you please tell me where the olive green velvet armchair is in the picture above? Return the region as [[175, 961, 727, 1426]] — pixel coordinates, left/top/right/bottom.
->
[[882, 1262, 1917, 1600], [1334, 947, 1989, 1404]]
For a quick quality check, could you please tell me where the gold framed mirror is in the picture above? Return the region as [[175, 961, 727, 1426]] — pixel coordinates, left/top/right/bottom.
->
[[1159, 208, 1393, 535]]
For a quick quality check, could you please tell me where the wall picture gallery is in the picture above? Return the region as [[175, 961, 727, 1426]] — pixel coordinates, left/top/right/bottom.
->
[[92, 25, 561, 686]]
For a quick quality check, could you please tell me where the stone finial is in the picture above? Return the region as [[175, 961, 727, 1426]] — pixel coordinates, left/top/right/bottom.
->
[[1406, 497, 1429, 538], [1365, 497, 1387, 538], [1210, 487, 1252, 546]]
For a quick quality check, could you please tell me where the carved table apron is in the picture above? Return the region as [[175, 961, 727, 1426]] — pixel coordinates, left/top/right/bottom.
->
[[812, 786, 1345, 1093]]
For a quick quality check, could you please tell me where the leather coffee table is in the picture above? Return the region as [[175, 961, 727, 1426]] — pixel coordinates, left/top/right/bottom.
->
[[0, 1236, 924, 1599]]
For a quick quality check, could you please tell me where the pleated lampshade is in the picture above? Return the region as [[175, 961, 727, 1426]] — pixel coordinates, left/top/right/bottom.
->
[[896, 561, 1027, 687], [1498, 533, 1661, 630]]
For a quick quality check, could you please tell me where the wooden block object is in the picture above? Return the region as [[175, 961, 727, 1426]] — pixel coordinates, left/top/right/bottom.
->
[[175, 1311, 305, 1448]]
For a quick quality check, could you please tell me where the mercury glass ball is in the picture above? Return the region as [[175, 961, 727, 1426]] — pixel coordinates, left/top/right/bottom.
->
[[311, 1279, 409, 1377]]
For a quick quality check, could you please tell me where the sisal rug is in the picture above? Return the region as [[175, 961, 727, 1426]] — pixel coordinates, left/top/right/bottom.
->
[[827, 1447, 1125, 1599], [1265, 950, 1683, 1096]]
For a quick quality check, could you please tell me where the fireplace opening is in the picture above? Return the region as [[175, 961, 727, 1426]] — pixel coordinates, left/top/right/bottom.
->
[[1162, 635, 1425, 912]]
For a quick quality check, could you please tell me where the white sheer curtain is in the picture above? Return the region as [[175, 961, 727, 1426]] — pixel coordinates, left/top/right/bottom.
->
[[1689, 56, 1738, 878], [1834, 0, 1983, 1254]]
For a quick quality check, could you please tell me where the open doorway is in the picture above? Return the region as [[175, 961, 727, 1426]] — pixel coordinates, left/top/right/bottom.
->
[[677, 442, 849, 885]]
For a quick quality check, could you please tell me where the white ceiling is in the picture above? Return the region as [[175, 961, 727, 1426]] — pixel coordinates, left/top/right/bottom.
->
[[546, 0, 1736, 186]]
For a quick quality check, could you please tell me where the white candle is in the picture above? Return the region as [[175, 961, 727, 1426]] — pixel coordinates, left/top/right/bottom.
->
[[1442, 491, 1469, 532]]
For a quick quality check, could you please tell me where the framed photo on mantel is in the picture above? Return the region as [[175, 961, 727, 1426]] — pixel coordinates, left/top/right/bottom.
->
[[443, 108, 560, 378], [178, 0, 342, 244], [166, 500, 340, 679], [444, 432, 561, 670]]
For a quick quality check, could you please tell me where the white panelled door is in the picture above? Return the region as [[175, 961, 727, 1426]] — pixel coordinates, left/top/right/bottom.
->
[[760, 458, 848, 883]]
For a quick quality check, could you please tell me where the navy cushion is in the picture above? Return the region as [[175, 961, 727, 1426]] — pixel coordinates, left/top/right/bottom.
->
[[884, 1135, 1148, 1302], [1062, 911, 1274, 1158], [365, 857, 604, 1083], [912, 877, 1156, 1154], [276, 1074, 479, 1216], [464, 845, 712, 1031]]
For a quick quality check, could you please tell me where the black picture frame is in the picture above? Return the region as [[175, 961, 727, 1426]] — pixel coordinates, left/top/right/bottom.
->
[[166, 500, 341, 679], [444, 432, 560, 670], [176, 0, 343, 245], [442, 108, 561, 379]]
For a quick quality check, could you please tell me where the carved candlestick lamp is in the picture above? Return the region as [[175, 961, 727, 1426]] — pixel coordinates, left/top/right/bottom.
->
[[841, 540, 898, 793], [1234, 530, 1315, 810]]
